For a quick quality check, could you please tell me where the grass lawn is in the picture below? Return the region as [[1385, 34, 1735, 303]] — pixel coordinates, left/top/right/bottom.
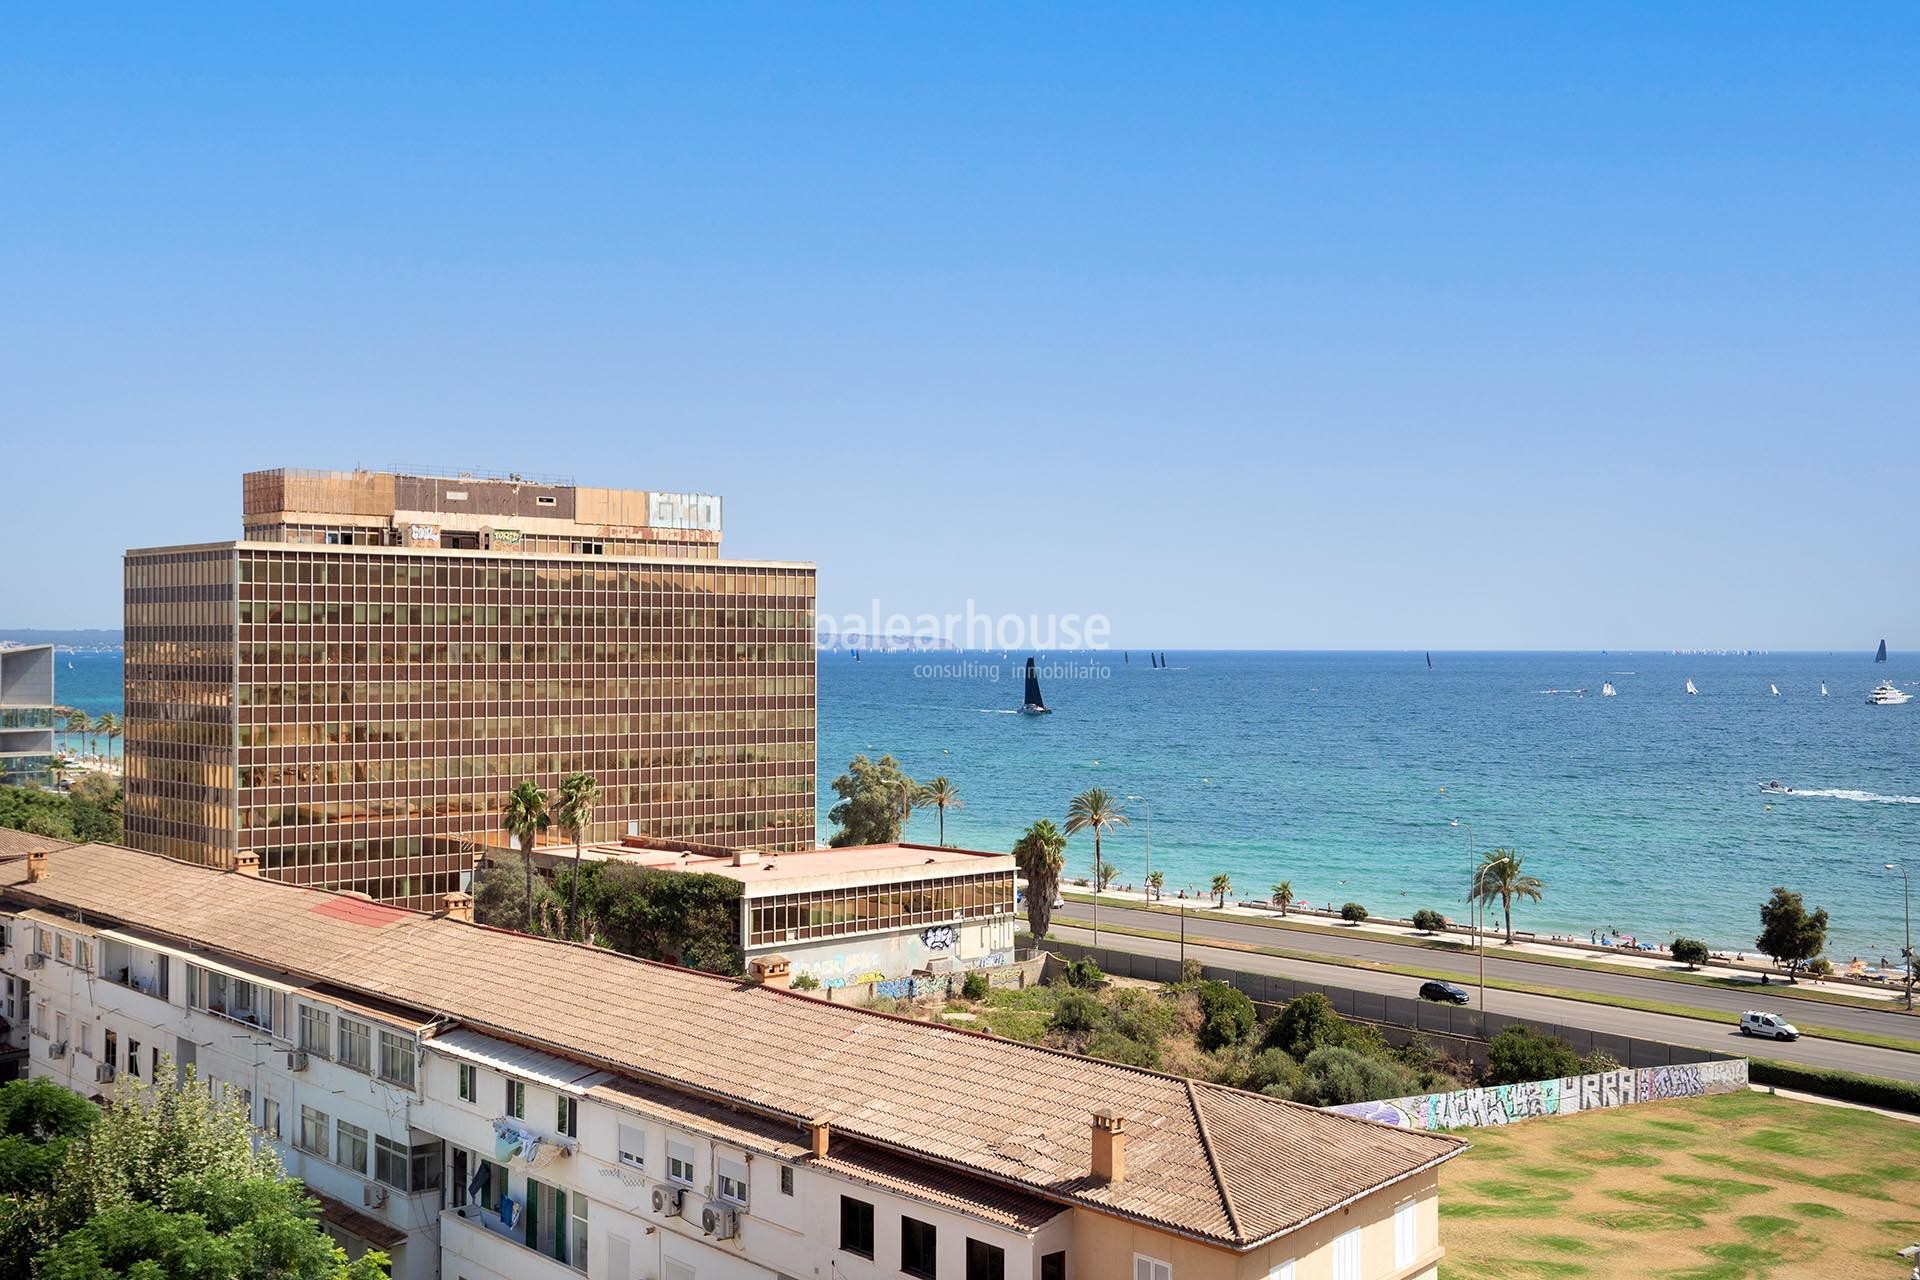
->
[[1439, 1090, 1920, 1279]]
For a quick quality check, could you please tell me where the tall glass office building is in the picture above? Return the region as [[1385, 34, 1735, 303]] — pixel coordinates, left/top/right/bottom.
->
[[124, 469, 816, 909]]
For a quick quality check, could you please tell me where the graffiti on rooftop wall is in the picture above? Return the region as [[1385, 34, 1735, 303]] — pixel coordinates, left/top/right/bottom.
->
[[1328, 1059, 1748, 1132]]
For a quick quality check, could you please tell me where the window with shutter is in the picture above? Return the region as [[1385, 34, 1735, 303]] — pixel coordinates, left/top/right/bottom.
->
[[1395, 1198, 1418, 1266], [1133, 1255, 1172, 1280], [1333, 1228, 1361, 1280]]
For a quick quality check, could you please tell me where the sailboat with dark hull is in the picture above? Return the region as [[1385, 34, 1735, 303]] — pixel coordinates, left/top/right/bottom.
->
[[1018, 657, 1051, 715], [1877, 639, 1888, 663]]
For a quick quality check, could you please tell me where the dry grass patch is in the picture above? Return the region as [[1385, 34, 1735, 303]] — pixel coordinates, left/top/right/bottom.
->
[[1440, 1091, 1920, 1279]]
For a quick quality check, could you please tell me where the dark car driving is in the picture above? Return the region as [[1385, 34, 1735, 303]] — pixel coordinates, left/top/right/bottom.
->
[[1418, 980, 1471, 1005]]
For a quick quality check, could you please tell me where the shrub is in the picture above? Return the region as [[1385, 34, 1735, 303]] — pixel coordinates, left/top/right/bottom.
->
[[1297, 1046, 1420, 1107], [1050, 990, 1106, 1035], [1485, 1024, 1583, 1085], [961, 971, 990, 1001], [1084, 1030, 1160, 1069], [1107, 988, 1177, 1045], [1194, 981, 1256, 1050], [1806, 957, 1835, 977], [1747, 1058, 1920, 1115], [1670, 937, 1710, 969], [1264, 992, 1350, 1058], [1340, 901, 1369, 924], [1178, 958, 1205, 986], [1063, 956, 1106, 989], [1579, 1049, 1622, 1074], [1410, 908, 1446, 934], [790, 973, 820, 991]]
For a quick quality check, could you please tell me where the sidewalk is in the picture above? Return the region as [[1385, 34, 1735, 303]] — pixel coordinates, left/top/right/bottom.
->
[[1064, 883, 1914, 1006]]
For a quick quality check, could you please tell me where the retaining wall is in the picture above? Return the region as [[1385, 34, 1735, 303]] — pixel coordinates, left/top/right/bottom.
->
[[1328, 1059, 1750, 1131]]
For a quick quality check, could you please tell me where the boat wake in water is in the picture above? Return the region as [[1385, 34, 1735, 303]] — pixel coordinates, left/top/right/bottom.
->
[[1782, 787, 1920, 806]]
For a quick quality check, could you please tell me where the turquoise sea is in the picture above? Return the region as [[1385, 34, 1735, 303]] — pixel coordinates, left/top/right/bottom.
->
[[44, 648, 1920, 959]]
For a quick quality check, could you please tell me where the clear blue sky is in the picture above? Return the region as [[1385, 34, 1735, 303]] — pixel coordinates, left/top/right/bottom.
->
[[3, 5, 1915, 648]]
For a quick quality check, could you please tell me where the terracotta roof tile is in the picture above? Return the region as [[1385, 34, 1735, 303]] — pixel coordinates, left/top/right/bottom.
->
[[1, 844, 1464, 1248]]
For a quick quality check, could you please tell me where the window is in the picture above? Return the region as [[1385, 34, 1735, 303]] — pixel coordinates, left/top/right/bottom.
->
[[1133, 1256, 1171, 1280], [336, 1119, 369, 1174], [505, 1078, 526, 1119], [375, 1135, 409, 1189], [262, 1098, 282, 1141], [1042, 1253, 1067, 1280], [902, 1217, 938, 1279], [569, 1194, 589, 1273], [717, 1159, 748, 1207], [337, 1017, 371, 1072], [839, 1196, 875, 1259], [299, 1105, 330, 1159], [104, 1029, 117, 1070], [1394, 1199, 1418, 1267], [299, 1005, 330, 1057], [779, 1165, 794, 1196], [1266, 1262, 1295, 1280], [617, 1123, 646, 1170], [666, 1141, 694, 1186], [968, 1240, 1006, 1280], [378, 1029, 415, 1087], [1333, 1227, 1361, 1280], [556, 1095, 578, 1139], [127, 1038, 142, 1077], [78, 939, 93, 972], [458, 1062, 478, 1102], [78, 1023, 91, 1057]]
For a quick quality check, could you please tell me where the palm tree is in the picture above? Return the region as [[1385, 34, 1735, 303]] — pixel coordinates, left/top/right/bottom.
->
[[501, 780, 551, 932], [1146, 869, 1164, 902], [917, 776, 963, 847], [1272, 880, 1294, 917], [1011, 819, 1068, 938], [553, 772, 601, 941], [1065, 788, 1128, 944], [95, 712, 121, 761], [1473, 848, 1545, 944], [64, 709, 89, 758], [1211, 873, 1233, 908]]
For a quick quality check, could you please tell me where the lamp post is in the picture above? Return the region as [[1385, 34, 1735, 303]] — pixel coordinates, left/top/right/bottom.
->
[[1889, 862, 1914, 1011], [1475, 854, 1513, 1014], [1126, 795, 1152, 903]]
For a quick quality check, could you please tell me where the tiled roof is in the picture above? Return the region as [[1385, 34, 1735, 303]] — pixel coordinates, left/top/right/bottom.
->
[[0, 829, 72, 858], [0, 844, 1464, 1249]]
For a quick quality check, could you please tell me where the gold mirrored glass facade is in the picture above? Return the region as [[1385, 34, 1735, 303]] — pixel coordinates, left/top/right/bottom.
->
[[126, 523, 815, 910]]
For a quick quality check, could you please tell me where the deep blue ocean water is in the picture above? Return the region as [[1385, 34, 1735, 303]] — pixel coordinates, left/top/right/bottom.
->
[[46, 648, 1920, 958]]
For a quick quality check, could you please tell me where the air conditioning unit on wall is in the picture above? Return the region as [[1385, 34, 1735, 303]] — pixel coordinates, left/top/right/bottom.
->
[[651, 1185, 684, 1216], [701, 1203, 739, 1239]]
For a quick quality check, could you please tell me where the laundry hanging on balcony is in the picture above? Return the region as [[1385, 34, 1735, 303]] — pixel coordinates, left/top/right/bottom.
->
[[492, 1116, 563, 1168]]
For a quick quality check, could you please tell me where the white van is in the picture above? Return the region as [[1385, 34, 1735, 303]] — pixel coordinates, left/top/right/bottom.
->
[[1739, 1010, 1799, 1040]]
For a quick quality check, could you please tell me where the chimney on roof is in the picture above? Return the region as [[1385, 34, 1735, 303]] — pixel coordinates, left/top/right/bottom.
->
[[233, 850, 261, 878], [807, 1117, 831, 1159], [747, 954, 791, 989], [442, 890, 475, 923], [1092, 1111, 1127, 1183], [26, 847, 49, 884]]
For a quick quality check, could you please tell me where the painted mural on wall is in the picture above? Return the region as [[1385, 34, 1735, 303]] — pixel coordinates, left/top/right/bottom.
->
[[1328, 1059, 1749, 1132]]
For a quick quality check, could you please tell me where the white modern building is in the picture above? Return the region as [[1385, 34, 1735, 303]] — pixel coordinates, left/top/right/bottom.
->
[[0, 643, 58, 787], [2, 841, 1464, 1280]]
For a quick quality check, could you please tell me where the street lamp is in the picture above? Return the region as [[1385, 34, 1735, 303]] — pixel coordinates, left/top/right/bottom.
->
[[1126, 795, 1152, 903], [1474, 854, 1513, 1014], [1889, 862, 1914, 1011]]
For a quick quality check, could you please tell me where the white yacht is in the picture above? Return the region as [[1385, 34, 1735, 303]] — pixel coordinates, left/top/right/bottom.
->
[[1601, 681, 1616, 697], [1867, 681, 1911, 706]]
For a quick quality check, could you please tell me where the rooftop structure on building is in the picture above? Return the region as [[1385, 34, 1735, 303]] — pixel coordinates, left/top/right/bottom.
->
[[535, 838, 1019, 986], [124, 467, 816, 910], [1, 841, 1463, 1280], [0, 643, 58, 788]]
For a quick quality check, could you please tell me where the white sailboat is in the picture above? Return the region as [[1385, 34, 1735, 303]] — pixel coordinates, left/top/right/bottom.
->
[[1820, 682, 1829, 697], [1601, 681, 1616, 697], [1686, 678, 1698, 696], [1770, 683, 1780, 697]]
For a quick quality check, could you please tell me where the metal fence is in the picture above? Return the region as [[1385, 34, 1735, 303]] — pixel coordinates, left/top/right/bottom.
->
[[1047, 938, 1734, 1069]]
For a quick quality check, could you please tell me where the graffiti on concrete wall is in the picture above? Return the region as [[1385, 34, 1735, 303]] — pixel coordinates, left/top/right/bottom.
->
[[1328, 1059, 1748, 1132], [791, 950, 885, 990], [922, 926, 957, 950]]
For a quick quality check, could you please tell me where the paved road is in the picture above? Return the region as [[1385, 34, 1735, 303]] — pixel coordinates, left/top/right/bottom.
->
[[1052, 913, 1920, 1083]]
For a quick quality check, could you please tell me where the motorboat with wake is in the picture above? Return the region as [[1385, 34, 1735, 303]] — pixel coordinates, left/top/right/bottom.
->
[[1758, 780, 1795, 796], [1018, 657, 1052, 714], [1867, 681, 1911, 706]]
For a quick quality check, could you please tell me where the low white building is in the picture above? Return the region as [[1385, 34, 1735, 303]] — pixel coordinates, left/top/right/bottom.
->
[[2, 841, 1465, 1280]]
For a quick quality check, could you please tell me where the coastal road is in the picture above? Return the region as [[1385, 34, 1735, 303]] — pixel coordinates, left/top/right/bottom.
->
[[1051, 915, 1920, 1082]]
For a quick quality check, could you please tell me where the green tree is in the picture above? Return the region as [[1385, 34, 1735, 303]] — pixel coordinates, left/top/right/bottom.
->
[[1272, 881, 1294, 916], [0, 1077, 96, 1196], [94, 712, 122, 763], [917, 776, 962, 847], [1670, 937, 1710, 969], [1095, 861, 1119, 892], [68, 773, 123, 843], [553, 772, 601, 941], [1340, 901, 1369, 924], [1011, 818, 1068, 938], [1473, 848, 1545, 944], [472, 851, 533, 928], [1049, 990, 1106, 1035], [1263, 992, 1356, 1058], [1065, 788, 1128, 943], [1195, 981, 1256, 1050], [1485, 1024, 1583, 1085], [1146, 869, 1164, 901], [1410, 908, 1446, 934], [1296, 1046, 1421, 1107], [1756, 887, 1829, 982], [501, 780, 551, 932], [1210, 873, 1233, 907], [571, 862, 745, 975], [63, 710, 89, 757], [826, 754, 920, 847]]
